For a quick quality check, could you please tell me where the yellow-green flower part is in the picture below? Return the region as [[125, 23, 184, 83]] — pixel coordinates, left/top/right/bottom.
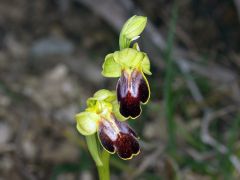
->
[[75, 89, 140, 160], [102, 48, 151, 118]]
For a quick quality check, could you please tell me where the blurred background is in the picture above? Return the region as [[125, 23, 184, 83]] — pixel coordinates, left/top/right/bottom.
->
[[1, 0, 240, 179]]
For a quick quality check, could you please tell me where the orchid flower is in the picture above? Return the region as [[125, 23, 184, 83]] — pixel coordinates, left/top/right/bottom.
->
[[102, 16, 151, 119], [75, 89, 140, 160], [102, 47, 151, 119]]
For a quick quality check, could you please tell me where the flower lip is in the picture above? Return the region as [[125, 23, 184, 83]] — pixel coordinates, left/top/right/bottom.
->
[[116, 69, 150, 118], [98, 114, 140, 160]]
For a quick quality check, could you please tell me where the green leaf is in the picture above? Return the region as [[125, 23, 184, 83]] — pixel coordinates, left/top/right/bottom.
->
[[75, 112, 99, 135], [102, 53, 121, 78]]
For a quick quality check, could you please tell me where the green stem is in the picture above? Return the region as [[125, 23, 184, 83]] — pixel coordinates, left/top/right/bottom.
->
[[97, 149, 110, 180], [86, 135, 110, 180], [119, 33, 130, 50], [86, 135, 103, 166]]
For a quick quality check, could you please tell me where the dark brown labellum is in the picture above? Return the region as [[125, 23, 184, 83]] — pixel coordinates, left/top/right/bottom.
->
[[98, 115, 140, 160], [116, 69, 150, 118]]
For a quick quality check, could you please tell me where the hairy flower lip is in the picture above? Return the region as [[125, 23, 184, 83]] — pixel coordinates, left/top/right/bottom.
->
[[116, 69, 150, 119], [98, 114, 140, 160]]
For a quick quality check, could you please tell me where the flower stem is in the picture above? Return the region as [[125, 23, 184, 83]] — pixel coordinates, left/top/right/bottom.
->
[[86, 135, 103, 166], [97, 149, 110, 180]]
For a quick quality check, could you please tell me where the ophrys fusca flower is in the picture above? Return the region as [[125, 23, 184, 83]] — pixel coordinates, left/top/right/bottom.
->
[[102, 48, 151, 118], [75, 89, 140, 159]]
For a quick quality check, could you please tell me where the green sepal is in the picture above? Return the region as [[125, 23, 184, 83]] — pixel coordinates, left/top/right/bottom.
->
[[102, 54, 121, 78], [93, 89, 116, 102], [75, 111, 99, 136], [102, 48, 151, 78], [86, 134, 103, 166], [141, 53, 152, 75], [113, 48, 143, 69], [113, 48, 152, 75]]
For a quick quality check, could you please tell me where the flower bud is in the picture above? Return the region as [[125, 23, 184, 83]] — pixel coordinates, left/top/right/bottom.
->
[[119, 15, 147, 49], [123, 16, 147, 40]]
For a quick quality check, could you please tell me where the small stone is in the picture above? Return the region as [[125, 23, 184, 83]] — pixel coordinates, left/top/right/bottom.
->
[[0, 94, 11, 107], [0, 122, 12, 144], [22, 138, 37, 159]]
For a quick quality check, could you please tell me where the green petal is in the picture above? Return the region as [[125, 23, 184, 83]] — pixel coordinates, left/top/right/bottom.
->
[[93, 89, 116, 102], [87, 89, 116, 107], [86, 97, 97, 107], [141, 53, 152, 75], [96, 101, 113, 116], [102, 53, 121, 77], [75, 112, 99, 136], [132, 42, 140, 51]]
